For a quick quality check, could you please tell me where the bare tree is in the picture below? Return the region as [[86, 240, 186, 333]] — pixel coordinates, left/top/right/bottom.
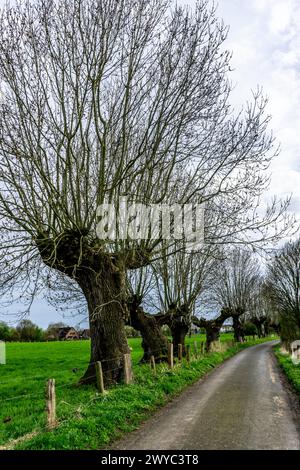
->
[[195, 248, 261, 345], [243, 280, 279, 337], [266, 239, 300, 348], [0, 0, 293, 385], [192, 308, 233, 351], [126, 266, 169, 362], [126, 244, 218, 360], [149, 242, 219, 355]]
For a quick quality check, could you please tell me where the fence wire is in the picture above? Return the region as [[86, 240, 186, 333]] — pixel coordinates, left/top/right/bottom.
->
[[1, 337, 237, 449]]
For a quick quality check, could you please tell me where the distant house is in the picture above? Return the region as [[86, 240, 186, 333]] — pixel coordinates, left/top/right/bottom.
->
[[190, 326, 200, 335], [220, 322, 233, 333], [79, 329, 90, 340], [57, 327, 79, 341]]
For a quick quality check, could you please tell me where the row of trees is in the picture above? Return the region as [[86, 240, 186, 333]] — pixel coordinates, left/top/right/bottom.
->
[[266, 239, 300, 350], [1, 245, 279, 350], [0, 0, 296, 387], [0, 319, 43, 342], [126, 246, 279, 360], [0, 320, 77, 342]]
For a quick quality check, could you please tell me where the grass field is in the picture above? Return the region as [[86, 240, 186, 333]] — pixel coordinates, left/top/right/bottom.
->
[[0, 334, 275, 450], [274, 345, 300, 396]]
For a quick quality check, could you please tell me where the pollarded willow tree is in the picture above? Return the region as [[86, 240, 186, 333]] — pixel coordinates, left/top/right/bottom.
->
[[152, 242, 219, 355], [127, 241, 219, 360], [0, 0, 293, 385], [205, 248, 261, 343], [243, 280, 278, 338], [266, 239, 300, 347], [192, 307, 233, 351], [126, 266, 169, 363]]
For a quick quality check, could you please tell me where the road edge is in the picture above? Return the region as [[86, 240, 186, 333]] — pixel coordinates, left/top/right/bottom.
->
[[110, 339, 277, 450], [271, 345, 300, 439]]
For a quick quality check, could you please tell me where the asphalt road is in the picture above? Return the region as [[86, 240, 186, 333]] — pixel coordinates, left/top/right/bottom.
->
[[113, 341, 300, 450]]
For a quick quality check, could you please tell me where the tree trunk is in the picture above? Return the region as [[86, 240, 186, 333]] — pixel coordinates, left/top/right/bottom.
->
[[192, 308, 233, 353], [205, 325, 221, 352], [233, 316, 245, 343], [256, 323, 263, 338], [129, 305, 168, 362], [170, 322, 189, 357], [262, 323, 268, 337], [77, 262, 130, 387], [251, 319, 264, 338]]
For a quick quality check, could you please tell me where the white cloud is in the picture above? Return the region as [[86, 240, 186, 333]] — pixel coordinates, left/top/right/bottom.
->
[[215, 0, 300, 219], [269, 2, 292, 34]]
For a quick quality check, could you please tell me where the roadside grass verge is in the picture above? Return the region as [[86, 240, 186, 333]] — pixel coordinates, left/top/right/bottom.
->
[[274, 345, 300, 396], [0, 335, 275, 450]]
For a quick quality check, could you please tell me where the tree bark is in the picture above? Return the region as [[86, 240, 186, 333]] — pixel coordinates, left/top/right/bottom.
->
[[169, 321, 189, 357], [205, 325, 221, 352], [36, 233, 154, 388], [128, 297, 168, 362], [233, 316, 245, 343], [251, 317, 266, 338], [77, 259, 130, 387], [162, 305, 190, 357], [192, 308, 232, 352], [263, 322, 269, 337], [256, 322, 263, 338]]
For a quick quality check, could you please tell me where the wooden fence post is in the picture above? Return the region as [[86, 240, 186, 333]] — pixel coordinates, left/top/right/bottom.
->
[[150, 355, 156, 375], [201, 341, 205, 355], [178, 344, 183, 363], [96, 361, 105, 394], [123, 353, 133, 385], [168, 343, 174, 369], [46, 379, 56, 429], [186, 345, 190, 365]]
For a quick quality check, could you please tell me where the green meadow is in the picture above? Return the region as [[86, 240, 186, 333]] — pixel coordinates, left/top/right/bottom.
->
[[0, 334, 275, 450]]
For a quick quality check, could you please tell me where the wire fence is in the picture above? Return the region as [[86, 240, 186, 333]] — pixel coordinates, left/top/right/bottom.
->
[[0, 339, 236, 401], [0, 338, 241, 449]]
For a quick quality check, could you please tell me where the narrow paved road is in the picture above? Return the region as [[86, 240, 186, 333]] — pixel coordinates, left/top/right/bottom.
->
[[114, 342, 300, 450]]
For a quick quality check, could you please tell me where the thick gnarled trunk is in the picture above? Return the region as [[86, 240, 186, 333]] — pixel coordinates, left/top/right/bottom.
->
[[251, 317, 266, 338], [169, 322, 189, 357], [163, 305, 190, 357], [128, 302, 168, 362], [233, 316, 245, 343], [205, 325, 221, 352], [36, 232, 144, 388], [78, 262, 130, 387], [255, 322, 263, 338]]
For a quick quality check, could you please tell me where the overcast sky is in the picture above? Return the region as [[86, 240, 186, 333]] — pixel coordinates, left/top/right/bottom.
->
[[0, 0, 299, 328], [212, 0, 300, 214]]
